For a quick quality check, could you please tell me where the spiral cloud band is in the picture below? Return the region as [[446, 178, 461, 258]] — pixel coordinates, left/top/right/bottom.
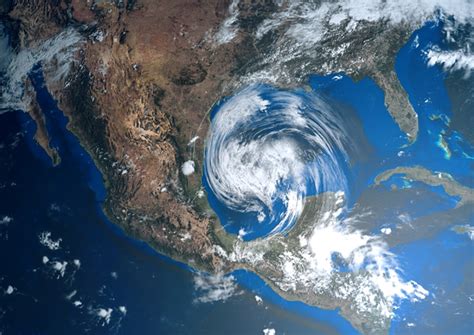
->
[[204, 84, 351, 237]]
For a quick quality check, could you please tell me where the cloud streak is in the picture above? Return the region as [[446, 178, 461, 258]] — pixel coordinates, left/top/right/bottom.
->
[[193, 272, 241, 304]]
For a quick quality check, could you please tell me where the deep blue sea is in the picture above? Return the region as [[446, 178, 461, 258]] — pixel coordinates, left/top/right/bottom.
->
[[1, 19, 472, 335], [204, 19, 473, 334], [0, 68, 354, 334]]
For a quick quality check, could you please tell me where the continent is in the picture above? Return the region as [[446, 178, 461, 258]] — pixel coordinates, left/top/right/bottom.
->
[[1, 1, 453, 334], [213, 193, 402, 335]]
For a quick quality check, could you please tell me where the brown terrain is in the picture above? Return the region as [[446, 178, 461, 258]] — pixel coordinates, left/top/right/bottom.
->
[[61, 0, 235, 272], [2, 0, 420, 273], [4, 0, 250, 272], [1, 2, 436, 333]]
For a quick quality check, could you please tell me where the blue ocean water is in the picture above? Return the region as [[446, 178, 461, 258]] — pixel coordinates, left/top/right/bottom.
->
[[203, 84, 353, 240], [0, 70, 345, 334], [390, 228, 474, 334], [1, 18, 472, 335], [204, 18, 473, 335], [314, 20, 474, 334], [309, 21, 473, 187], [205, 20, 472, 241]]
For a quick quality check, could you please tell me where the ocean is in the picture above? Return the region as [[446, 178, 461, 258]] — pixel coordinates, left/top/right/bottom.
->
[[1, 18, 472, 335]]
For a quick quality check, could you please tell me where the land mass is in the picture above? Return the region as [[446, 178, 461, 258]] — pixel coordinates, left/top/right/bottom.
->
[[1, 1, 443, 334]]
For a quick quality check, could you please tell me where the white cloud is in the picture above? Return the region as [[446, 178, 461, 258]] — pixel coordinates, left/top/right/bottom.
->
[[259, 0, 473, 38], [180, 232, 192, 241], [188, 136, 199, 146], [229, 194, 429, 324], [244, 0, 474, 85], [238, 228, 249, 240], [5, 285, 15, 295], [425, 46, 474, 78], [334, 0, 472, 24], [181, 160, 195, 176], [263, 328, 276, 335], [0, 216, 12, 225], [0, 27, 82, 112], [51, 261, 68, 278], [398, 213, 413, 226], [205, 85, 349, 236], [308, 222, 370, 273], [193, 272, 241, 303], [276, 207, 429, 320], [118, 306, 127, 315], [38, 231, 62, 250], [214, 0, 240, 45], [65, 290, 77, 300], [381, 227, 392, 235], [96, 308, 113, 325]]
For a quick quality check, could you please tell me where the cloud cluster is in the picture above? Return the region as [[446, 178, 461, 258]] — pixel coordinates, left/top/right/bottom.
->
[[193, 272, 241, 304], [278, 195, 429, 321], [426, 46, 474, 78], [0, 27, 82, 113], [205, 84, 349, 236]]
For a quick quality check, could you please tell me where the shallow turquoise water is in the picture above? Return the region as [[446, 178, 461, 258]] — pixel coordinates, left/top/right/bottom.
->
[[205, 19, 473, 334], [1, 17, 472, 335]]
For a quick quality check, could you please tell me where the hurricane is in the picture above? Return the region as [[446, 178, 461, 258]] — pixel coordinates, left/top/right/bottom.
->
[[204, 84, 351, 237], [204, 84, 431, 323]]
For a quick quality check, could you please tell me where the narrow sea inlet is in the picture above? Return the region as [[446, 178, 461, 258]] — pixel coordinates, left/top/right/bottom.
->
[[0, 55, 352, 334], [0, 14, 472, 335]]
